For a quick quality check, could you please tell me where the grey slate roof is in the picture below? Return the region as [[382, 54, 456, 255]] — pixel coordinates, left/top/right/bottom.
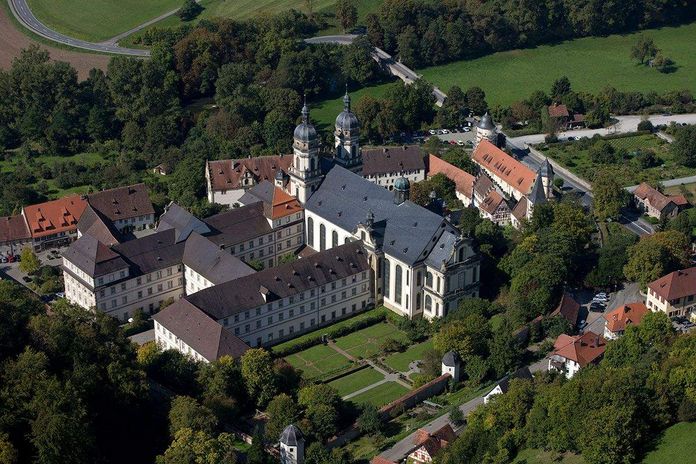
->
[[294, 103, 317, 143], [540, 158, 554, 178], [280, 424, 304, 446], [528, 172, 547, 206], [62, 234, 128, 278], [477, 112, 495, 130], [203, 202, 272, 248], [238, 180, 275, 206], [362, 146, 424, 177], [77, 205, 123, 246], [425, 230, 458, 270], [158, 202, 212, 243], [335, 92, 359, 132], [442, 350, 460, 367], [111, 229, 185, 275], [305, 166, 455, 266], [183, 232, 255, 285], [87, 183, 155, 222], [153, 299, 250, 362], [187, 241, 369, 320], [495, 366, 533, 394]]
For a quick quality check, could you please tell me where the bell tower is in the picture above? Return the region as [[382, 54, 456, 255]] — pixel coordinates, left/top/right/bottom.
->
[[334, 89, 362, 174], [288, 99, 322, 204]]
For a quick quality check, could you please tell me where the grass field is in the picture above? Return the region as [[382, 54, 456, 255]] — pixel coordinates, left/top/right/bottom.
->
[[26, 0, 182, 42], [334, 321, 409, 359], [327, 367, 384, 397], [311, 79, 398, 130], [419, 22, 696, 108], [348, 381, 409, 407], [284, 344, 352, 380], [642, 422, 696, 463], [383, 339, 434, 373], [513, 449, 584, 464], [537, 133, 696, 186]]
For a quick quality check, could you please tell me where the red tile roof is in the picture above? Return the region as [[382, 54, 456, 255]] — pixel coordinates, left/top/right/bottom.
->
[[552, 332, 606, 368], [428, 154, 475, 198], [371, 458, 396, 464], [648, 266, 696, 301], [511, 196, 528, 221], [551, 292, 581, 327], [633, 183, 684, 213], [548, 103, 570, 118], [472, 140, 536, 196], [22, 195, 87, 239], [412, 424, 456, 458], [0, 215, 30, 243], [269, 187, 303, 220], [207, 156, 292, 191], [604, 302, 649, 334], [479, 190, 507, 215]]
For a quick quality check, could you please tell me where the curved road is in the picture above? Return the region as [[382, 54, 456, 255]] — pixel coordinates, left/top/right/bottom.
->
[[8, 0, 150, 56]]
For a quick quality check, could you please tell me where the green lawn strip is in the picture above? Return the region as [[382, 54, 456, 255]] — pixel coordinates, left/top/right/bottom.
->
[[538, 133, 696, 186], [348, 381, 409, 408], [334, 322, 409, 359], [311, 80, 398, 130], [271, 306, 390, 355], [418, 22, 696, 107], [327, 367, 384, 397], [284, 344, 352, 380], [642, 422, 696, 464], [382, 339, 434, 373], [26, 0, 182, 42], [512, 449, 584, 464]]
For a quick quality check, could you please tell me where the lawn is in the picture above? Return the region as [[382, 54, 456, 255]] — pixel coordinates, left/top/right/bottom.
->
[[26, 0, 182, 42], [284, 344, 352, 380], [383, 339, 434, 373], [418, 22, 696, 107], [537, 133, 696, 186], [327, 367, 384, 397], [642, 422, 696, 464], [348, 381, 409, 408], [334, 321, 409, 359], [512, 449, 584, 464]]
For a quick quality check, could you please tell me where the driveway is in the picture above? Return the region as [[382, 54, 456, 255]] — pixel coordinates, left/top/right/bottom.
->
[[582, 283, 642, 336]]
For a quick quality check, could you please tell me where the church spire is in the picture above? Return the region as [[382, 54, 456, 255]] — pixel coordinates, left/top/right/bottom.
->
[[343, 85, 351, 111], [301, 94, 309, 124]]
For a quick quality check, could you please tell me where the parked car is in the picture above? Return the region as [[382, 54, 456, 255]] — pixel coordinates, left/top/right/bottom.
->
[[442, 129, 450, 134], [567, 136, 576, 141], [429, 129, 437, 135], [463, 127, 471, 132], [22, 276, 32, 283], [449, 140, 457, 145], [55, 292, 65, 299], [578, 320, 587, 330], [590, 303, 605, 312], [0, 256, 7, 263], [457, 140, 465, 146]]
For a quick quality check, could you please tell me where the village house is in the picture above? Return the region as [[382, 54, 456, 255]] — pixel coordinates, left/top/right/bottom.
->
[[483, 366, 533, 404], [548, 332, 607, 379], [550, 292, 581, 329], [407, 424, 457, 463], [603, 302, 650, 340], [632, 182, 689, 220], [23, 195, 87, 250], [646, 266, 696, 318], [547, 103, 586, 130]]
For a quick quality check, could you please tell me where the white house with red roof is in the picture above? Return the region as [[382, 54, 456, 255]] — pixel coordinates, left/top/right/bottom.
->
[[646, 266, 696, 318], [633, 182, 689, 221], [548, 332, 607, 378], [603, 302, 650, 340], [407, 423, 457, 463]]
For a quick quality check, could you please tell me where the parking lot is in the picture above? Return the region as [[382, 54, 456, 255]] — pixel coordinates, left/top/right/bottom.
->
[[580, 283, 642, 336], [0, 245, 68, 293]]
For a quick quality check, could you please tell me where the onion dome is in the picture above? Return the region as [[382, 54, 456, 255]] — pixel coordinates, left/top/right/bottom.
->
[[294, 99, 317, 143], [335, 90, 360, 133], [394, 177, 410, 191]]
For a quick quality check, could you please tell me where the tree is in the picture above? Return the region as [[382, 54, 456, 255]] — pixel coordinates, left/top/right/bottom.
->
[[652, 52, 675, 73], [433, 314, 490, 360], [488, 319, 522, 378], [157, 429, 238, 464], [168, 396, 217, 437], [449, 405, 464, 426], [592, 170, 626, 221], [306, 403, 339, 441], [550, 76, 571, 101], [265, 394, 301, 441], [672, 125, 696, 167], [465, 87, 488, 116], [240, 349, 278, 408], [343, 36, 378, 85], [623, 231, 691, 288], [178, 0, 203, 21], [335, 0, 358, 33], [630, 36, 658, 64], [19, 247, 40, 274], [397, 25, 420, 67], [298, 384, 342, 411], [357, 404, 383, 435], [246, 431, 268, 464]]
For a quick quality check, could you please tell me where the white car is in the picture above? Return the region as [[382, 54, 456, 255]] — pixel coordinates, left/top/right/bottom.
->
[[442, 129, 450, 134], [457, 140, 465, 146], [429, 129, 437, 135], [463, 127, 471, 132]]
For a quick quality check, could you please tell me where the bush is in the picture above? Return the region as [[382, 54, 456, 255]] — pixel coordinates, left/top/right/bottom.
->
[[450, 405, 464, 426], [637, 120, 654, 132], [545, 134, 558, 143], [380, 338, 406, 354], [178, 0, 203, 21]]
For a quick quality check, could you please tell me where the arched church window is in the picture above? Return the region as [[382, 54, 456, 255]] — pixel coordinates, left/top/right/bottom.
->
[[395, 265, 403, 304], [319, 224, 326, 251], [332, 231, 338, 248], [307, 217, 314, 247], [425, 295, 432, 312], [426, 272, 433, 287]]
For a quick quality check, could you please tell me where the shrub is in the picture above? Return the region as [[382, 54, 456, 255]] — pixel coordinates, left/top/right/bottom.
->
[[637, 120, 654, 132], [178, 0, 203, 21], [380, 338, 406, 353]]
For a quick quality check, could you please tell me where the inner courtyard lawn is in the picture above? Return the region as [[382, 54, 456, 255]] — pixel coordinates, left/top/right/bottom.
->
[[327, 367, 384, 397], [334, 321, 409, 359], [284, 344, 352, 380], [383, 339, 434, 373], [348, 381, 409, 408], [418, 22, 696, 107], [26, 0, 182, 42]]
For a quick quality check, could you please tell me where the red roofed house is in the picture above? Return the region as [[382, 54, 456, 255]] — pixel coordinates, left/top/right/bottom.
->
[[603, 302, 650, 340], [548, 332, 607, 378], [548, 103, 586, 130], [550, 292, 581, 329], [22, 195, 87, 250], [633, 182, 689, 220], [408, 423, 457, 463], [427, 154, 475, 206], [646, 266, 696, 318], [206, 156, 293, 207], [0, 215, 32, 252], [472, 140, 539, 201]]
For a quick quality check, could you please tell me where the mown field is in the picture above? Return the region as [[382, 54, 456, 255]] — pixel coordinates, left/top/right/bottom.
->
[[26, 0, 181, 42], [327, 367, 384, 397], [334, 321, 410, 359], [348, 381, 409, 407], [383, 339, 433, 373], [537, 133, 696, 186], [284, 343, 352, 380], [642, 422, 696, 464], [419, 22, 696, 107]]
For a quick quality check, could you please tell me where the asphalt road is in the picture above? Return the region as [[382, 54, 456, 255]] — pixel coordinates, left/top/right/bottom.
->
[[9, 0, 149, 56]]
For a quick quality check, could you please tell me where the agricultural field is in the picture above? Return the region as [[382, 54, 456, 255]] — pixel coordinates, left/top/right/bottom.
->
[[419, 22, 696, 107], [642, 422, 696, 464], [536, 133, 696, 186], [333, 321, 409, 359], [383, 339, 434, 373], [283, 343, 353, 380], [327, 367, 384, 397], [347, 380, 409, 408], [26, 0, 181, 42]]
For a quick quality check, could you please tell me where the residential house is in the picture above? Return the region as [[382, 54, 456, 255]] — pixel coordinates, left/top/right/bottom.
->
[[23, 195, 87, 250], [550, 292, 581, 329], [483, 366, 533, 404], [633, 182, 688, 220], [0, 214, 31, 252], [646, 266, 696, 318], [362, 146, 426, 189], [603, 302, 650, 340], [548, 103, 586, 130], [408, 424, 457, 463], [548, 332, 607, 379]]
